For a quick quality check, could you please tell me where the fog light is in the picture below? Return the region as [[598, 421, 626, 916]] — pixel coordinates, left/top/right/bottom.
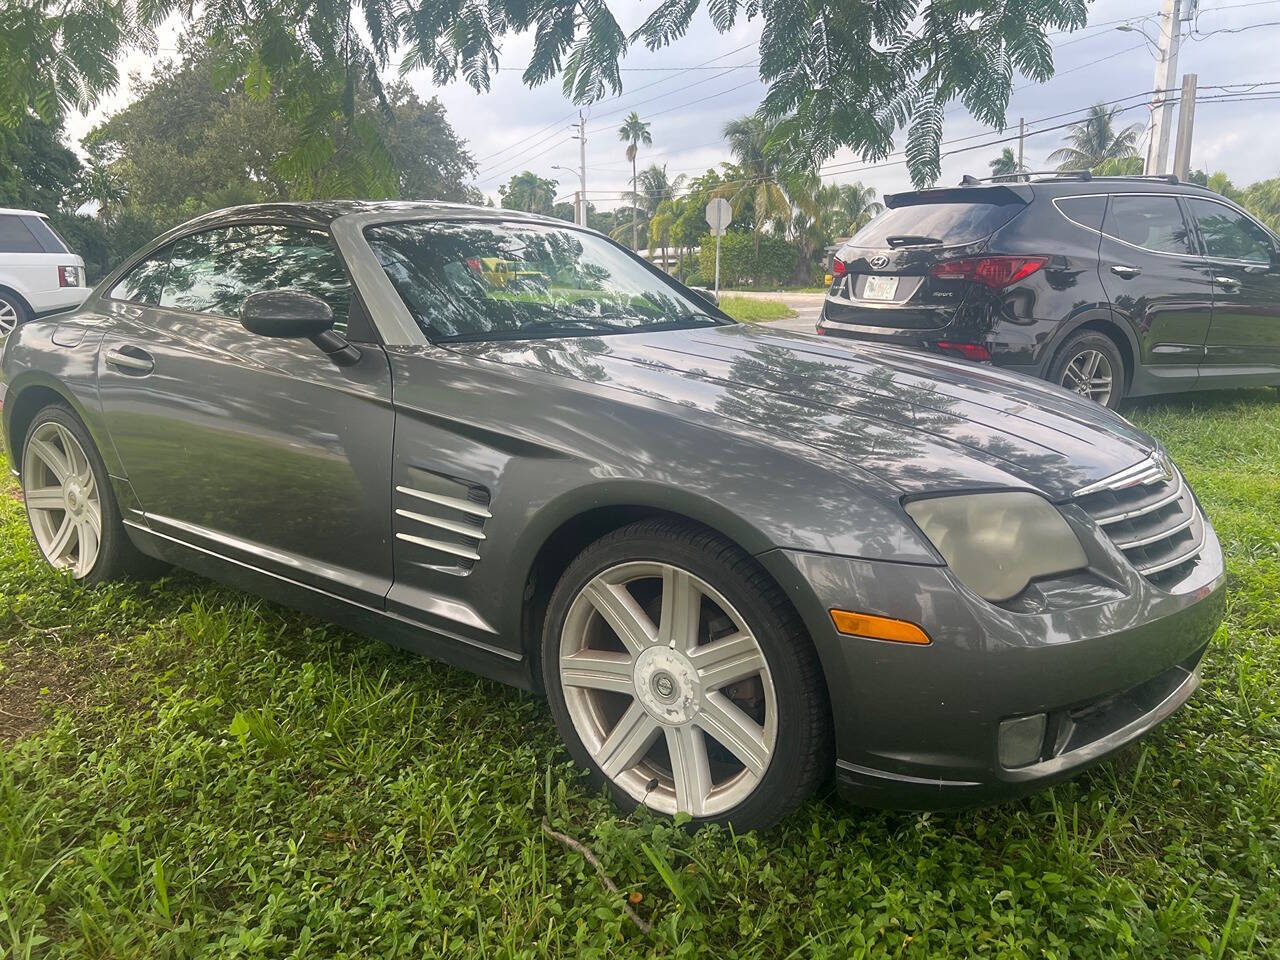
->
[[998, 713, 1047, 768]]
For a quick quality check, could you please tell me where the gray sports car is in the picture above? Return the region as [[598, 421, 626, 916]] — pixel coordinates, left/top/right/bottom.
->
[[1, 202, 1225, 829]]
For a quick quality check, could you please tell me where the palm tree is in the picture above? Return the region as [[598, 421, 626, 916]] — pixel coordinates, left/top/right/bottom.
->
[[717, 115, 792, 255], [1048, 104, 1143, 172], [72, 160, 124, 217], [988, 148, 1024, 182], [623, 164, 684, 258], [829, 182, 882, 235], [617, 111, 652, 248]]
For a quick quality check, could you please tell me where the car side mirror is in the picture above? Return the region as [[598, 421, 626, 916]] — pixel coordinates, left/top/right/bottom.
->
[[240, 290, 360, 366], [688, 286, 719, 307]]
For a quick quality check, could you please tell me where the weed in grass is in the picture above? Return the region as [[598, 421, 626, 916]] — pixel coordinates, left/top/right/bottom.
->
[[0, 389, 1278, 957]]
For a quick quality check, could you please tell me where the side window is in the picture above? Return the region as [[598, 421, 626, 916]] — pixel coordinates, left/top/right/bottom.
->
[[109, 253, 171, 305], [23, 216, 69, 254], [1055, 196, 1106, 232], [255, 226, 353, 334], [1186, 198, 1274, 263], [0, 214, 44, 253], [1103, 195, 1193, 255], [159, 225, 353, 334], [159, 227, 255, 315]]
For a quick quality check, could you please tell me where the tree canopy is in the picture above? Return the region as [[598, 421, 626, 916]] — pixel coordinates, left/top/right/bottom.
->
[[3, 0, 1090, 188], [83, 53, 475, 239]]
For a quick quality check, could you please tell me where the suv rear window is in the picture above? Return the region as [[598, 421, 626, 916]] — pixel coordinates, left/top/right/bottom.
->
[[847, 201, 1024, 248], [24, 216, 69, 254]]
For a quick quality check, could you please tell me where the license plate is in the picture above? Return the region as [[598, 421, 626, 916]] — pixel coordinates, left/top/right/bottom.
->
[[862, 275, 899, 301]]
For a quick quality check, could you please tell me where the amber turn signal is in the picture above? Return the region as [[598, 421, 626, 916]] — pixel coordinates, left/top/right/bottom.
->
[[829, 609, 931, 645]]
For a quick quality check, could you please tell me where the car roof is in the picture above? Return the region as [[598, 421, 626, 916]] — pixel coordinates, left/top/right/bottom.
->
[[947, 176, 1219, 198], [0, 207, 48, 218], [175, 200, 570, 233]]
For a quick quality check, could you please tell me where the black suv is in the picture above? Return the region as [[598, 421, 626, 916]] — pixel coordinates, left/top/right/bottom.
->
[[817, 174, 1280, 407]]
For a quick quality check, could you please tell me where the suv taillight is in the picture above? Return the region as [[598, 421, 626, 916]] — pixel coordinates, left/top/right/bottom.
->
[[929, 256, 1046, 289], [58, 265, 81, 287], [831, 257, 847, 276]]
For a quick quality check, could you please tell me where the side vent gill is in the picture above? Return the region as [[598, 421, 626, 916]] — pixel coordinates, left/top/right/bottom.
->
[[394, 470, 491, 574]]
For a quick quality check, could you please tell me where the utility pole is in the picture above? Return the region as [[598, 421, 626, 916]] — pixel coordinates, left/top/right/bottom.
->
[[1172, 73, 1198, 180], [576, 111, 587, 226], [1145, 0, 1184, 175], [1017, 117, 1025, 178]]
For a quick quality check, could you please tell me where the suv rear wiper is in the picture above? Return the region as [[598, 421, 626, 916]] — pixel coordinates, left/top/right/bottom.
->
[[885, 234, 944, 247]]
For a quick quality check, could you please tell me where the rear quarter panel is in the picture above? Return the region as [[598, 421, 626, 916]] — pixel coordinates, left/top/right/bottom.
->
[[1, 311, 112, 474]]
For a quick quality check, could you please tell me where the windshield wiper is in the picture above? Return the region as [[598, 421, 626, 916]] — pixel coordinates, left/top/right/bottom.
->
[[885, 234, 944, 247]]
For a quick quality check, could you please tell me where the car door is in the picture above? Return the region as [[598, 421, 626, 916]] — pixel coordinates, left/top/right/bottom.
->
[[1183, 196, 1280, 378], [95, 222, 395, 606], [1097, 193, 1215, 382]]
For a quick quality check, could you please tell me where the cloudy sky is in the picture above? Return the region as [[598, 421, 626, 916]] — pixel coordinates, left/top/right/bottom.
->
[[66, 0, 1280, 210]]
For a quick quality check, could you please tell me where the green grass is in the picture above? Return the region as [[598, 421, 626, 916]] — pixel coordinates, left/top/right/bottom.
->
[[1, 390, 1278, 958], [717, 295, 797, 323]]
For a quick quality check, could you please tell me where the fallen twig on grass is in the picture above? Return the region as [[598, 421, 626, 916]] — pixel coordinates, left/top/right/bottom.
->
[[541, 817, 652, 934]]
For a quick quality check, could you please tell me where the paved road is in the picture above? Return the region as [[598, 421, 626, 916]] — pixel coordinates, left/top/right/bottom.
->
[[725, 290, 824, 333]]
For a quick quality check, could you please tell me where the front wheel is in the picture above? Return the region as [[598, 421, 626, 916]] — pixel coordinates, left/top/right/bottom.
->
[[1048, 330, 1126, 409], [542, 519, 832, 830]]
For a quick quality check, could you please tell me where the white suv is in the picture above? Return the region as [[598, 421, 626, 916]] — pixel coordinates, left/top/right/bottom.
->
[[0, 208, 89, 339]]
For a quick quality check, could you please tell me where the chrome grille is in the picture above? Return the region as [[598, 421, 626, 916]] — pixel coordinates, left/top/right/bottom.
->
[[1074, 453, 1205, 587]]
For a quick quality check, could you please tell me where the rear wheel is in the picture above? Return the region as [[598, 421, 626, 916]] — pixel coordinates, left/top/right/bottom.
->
[[0, 290, 29, 340], [21, 404, 164, 584], [1049, 330, 1126, 409], [542, 519, 832, 830]]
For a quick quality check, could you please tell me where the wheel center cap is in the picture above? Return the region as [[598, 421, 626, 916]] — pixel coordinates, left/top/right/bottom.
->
[[65, 482, 83, 514], [633, 647, 699, 724], [651, 671, 677, 701]]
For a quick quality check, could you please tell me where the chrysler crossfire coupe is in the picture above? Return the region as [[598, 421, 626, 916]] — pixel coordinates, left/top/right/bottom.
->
[[1, 202, 1225, 829]]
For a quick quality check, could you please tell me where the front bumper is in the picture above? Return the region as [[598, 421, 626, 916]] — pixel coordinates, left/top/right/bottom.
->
[[758, 525, 1225, 810]]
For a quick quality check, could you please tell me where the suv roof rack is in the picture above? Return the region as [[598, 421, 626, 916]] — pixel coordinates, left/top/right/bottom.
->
[[958, 170, 1092, 185], [958, 171, 1188, 186]]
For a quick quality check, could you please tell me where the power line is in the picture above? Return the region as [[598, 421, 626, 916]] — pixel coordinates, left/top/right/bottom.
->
[[471, 41, 757, 172], [574, 84, 1279, 203], [477, 137, 576, 186]]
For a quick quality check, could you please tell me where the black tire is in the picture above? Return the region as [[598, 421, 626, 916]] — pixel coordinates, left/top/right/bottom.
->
[[1047, 329, 1127, 409], [21, 404, 166, 585], [541, 518, 833, 830], [0, 289, 30, 339]]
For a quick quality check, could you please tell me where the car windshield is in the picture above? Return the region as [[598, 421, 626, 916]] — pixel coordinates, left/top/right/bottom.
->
[[366, 219, 726, 342]]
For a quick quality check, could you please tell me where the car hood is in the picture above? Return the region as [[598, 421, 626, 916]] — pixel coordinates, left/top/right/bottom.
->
[[448, 323, 1156, 500]]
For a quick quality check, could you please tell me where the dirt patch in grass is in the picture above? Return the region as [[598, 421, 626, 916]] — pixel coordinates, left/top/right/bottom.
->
[[0, 627, 91, 742]]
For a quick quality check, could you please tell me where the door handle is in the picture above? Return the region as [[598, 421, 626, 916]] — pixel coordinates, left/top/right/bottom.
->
[[105, 346, 155, 375], [1213, 275, 1241, 288], [1109, 264, 1141, 279]]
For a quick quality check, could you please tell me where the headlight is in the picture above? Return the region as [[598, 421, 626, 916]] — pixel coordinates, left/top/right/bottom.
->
[[904, 492, 1087, 602]]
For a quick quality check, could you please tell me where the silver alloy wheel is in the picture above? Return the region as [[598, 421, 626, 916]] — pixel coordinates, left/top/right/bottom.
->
[[0, 298, 17, 338], [22, 421, 102, 579], [559, 561, 777, 817], [1061, 348, 1114, 404]]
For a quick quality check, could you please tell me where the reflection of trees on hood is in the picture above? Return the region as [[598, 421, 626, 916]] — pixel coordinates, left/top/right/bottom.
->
[[711, 341, 1064, 487]]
